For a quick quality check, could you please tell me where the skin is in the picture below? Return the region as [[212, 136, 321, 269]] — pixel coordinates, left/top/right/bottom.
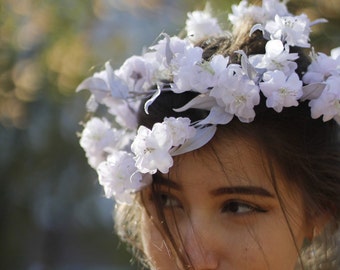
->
[[140, 133, 317, 270]]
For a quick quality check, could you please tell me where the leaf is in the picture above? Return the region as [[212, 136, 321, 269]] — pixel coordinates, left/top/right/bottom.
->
[[76, 77, 108, 93], [235, 50, 258, 81], [174, 94, 216, 112], [197, 106, 233, 125], [144, 84, 162, 114], [301, 83, 326, 101], [170, 125, 217, 156]]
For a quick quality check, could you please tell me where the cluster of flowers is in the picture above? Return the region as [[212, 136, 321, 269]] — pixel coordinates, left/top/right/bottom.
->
[[78, 0, 340, 204]]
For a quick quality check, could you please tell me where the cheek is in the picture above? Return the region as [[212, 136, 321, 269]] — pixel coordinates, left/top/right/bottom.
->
[[239, 213, 306, 269], [140, 210, 178, 270]]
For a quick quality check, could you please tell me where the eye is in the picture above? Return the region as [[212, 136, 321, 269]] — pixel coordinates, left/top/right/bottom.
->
[[222, 200, 266, 215], [159, 193, 182, 208]]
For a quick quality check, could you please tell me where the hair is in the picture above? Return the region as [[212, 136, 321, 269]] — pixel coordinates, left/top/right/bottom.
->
[[114, 19, 340, 270]]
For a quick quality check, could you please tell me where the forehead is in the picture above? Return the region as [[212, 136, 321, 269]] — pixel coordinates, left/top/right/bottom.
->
[[170, 133, 274, 190]]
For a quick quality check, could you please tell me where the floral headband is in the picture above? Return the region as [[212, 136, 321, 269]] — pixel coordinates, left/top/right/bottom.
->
[[78, 0, 340, 204]]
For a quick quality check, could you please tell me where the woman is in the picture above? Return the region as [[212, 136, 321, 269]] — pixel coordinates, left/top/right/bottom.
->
[[78, 0, 340, 269]]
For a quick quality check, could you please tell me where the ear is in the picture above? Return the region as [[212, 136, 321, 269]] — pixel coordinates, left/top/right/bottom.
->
[[305, 210, 333, 241]]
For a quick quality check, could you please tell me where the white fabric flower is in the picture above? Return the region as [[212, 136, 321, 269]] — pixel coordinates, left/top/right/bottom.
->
[[331, 47, 340, 60], [186, 10, 223, 43], [260, 70, 303, 112], [80, 117, 127, 168], [131, 124, 173, 174], [210, 64, 260, 123], [265, 14, 312, 47], [229, 0, 289, 26], [97, 151, 145, 204], [173, 52, 228, 93], [147, 35, 191, 80], [116, 55, 154, 93], [303, 52, 340, 84], [163, 117, 196, 147], [261, 0, 290, 19], [172, 46, 213, 93], [76, 62, 138, 129], [249, 39, 298, 76], [309, 75, 340, 123]]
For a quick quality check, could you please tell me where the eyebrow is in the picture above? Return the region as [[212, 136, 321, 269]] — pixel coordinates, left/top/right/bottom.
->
[[153, 174, 275, 198], [210, 186, 275, 198], [153, 174, 181, 190]]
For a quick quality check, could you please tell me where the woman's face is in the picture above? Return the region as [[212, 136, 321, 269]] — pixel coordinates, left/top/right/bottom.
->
[[141, 135, 313, 270]]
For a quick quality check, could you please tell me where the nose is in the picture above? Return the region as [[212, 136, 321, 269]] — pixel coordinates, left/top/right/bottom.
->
[[181, 221, 219, 270]]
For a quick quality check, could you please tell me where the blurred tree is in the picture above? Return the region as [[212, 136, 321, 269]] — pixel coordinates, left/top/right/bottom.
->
[[1, 0, 339, 269]]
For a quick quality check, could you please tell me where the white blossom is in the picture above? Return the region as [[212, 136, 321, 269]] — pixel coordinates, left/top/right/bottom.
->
[[265, 14, 312, 47], [116, 55, 154, 93], [210, 65, 260, 123], [76, 62, 138, 129], [303, 52, 340, 84], [131, 124, 173, 174], [229, 0, 289, 26], [260, 70, 303, 112], [163, 117, 196, 146], [97, 151, 145, 204], [309, 75, 340, 123], [79, 118, 127, 168], [173, 52, 229, 93], [249, 39, 298, 76], [186, 10, 223, 43], [146, 35, 191, 80]]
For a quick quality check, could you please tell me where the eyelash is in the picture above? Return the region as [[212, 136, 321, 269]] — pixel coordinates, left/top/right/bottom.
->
[[153, 193, 267, 215], [221, 200, 267, 215]]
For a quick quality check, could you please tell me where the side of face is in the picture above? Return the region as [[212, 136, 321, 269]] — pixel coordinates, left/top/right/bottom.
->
[[140, 134, 315, 270]]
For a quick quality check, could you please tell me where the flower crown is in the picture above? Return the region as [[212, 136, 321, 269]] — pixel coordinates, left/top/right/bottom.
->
[[78, 0, 340, 204]]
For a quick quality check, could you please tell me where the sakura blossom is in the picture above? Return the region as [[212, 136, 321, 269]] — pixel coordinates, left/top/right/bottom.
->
[[309, 75, 340, 124], [265, 14, 312, 47], [303, 51, 340, 84], [210, 65, 260, 123], [131, 123, 173, 174], [186, 10, 223, 43], [249, 39, 298, 76], [163, 117, 196, 147], [79, 117, 127, 169], [260, 70, 303, 112], [97, 151, 144, 204]]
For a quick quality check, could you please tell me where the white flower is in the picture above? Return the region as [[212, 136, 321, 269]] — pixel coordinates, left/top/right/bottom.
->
[[76, 62, 138, 129], [80, 118, 127, 168], [76, 62, 129, 108], [186, 10, 223, 43], [131, 124, 173, 174], [260, 70, 303, 112], [249, 39, 298, 75], [331, 47, 340, 60], [116, 55, 154, 92], [173, 52, 228, 93], [265, 14, 312, 47], [173, 46, 213, 93], [303, 52, 340, 84], [163, 117, 196, 146], [210, 64, 260, 123], [229, 1, 260, 26], [229, 0, 289, 26], [97, 151, 145, 203], [146, 35, 191, 80], [261, 0, 290, 19], [309, 75, 340, 123]]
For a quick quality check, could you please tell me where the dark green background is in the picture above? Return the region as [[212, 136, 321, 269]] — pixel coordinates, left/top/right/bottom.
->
[[1, 0, 339, 269]]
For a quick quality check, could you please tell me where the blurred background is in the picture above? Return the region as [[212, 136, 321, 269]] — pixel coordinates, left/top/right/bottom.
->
[[1, 0, 340, 269]]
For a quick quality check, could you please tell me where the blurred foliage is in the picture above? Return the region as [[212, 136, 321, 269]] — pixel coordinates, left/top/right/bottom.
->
[[1, 0, 340, 269]]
